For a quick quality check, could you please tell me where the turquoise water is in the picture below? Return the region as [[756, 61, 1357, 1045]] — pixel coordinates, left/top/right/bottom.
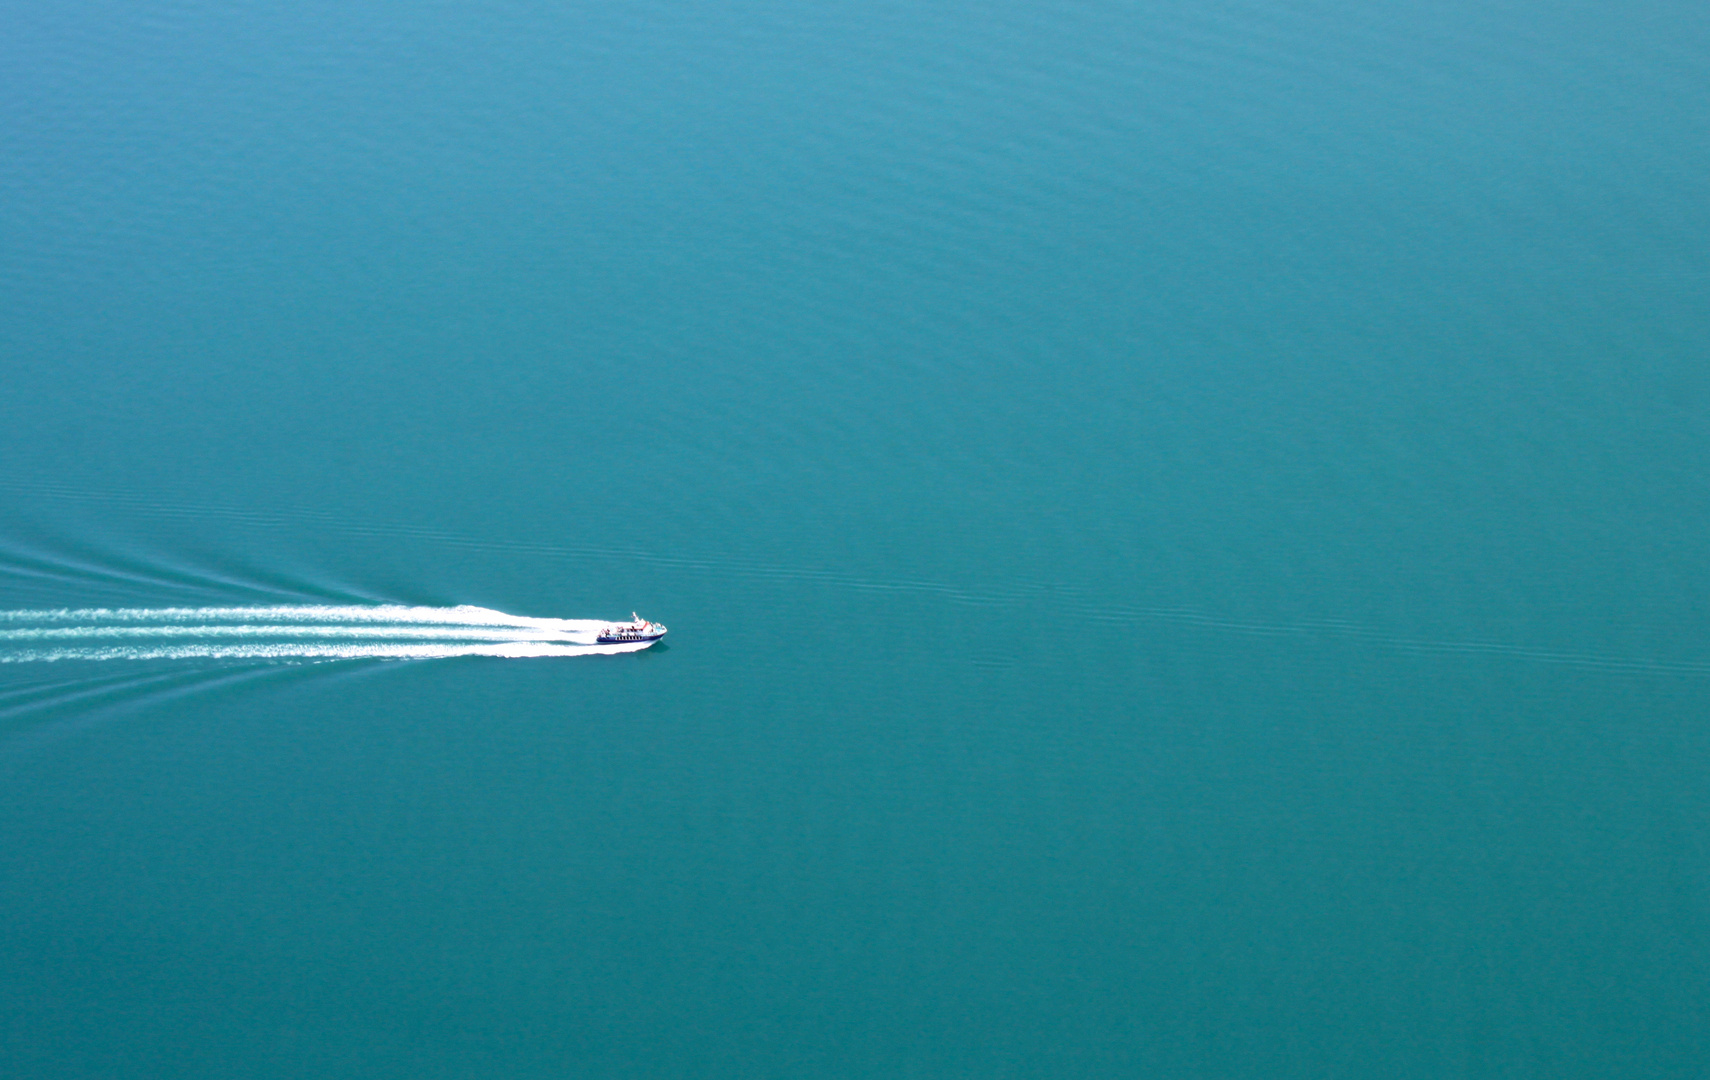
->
[[4, 1, 1708, 1075]]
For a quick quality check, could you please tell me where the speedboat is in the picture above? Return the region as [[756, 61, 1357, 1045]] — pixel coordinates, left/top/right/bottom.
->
[[596, 613, 667, 644]]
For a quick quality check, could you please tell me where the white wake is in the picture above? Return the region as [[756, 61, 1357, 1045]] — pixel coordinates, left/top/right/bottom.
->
[[0, 605, 656, 662]]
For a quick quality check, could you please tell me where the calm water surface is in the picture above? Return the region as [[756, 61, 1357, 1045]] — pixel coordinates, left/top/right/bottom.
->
[[3, 1, 1708, 1076]]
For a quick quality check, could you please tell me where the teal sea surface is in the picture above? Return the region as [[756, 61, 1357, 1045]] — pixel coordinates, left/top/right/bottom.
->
[[3, 1, 1708, 1076]]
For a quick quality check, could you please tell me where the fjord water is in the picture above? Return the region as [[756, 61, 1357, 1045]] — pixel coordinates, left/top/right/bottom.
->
[[4, 0, 1708, 1075]]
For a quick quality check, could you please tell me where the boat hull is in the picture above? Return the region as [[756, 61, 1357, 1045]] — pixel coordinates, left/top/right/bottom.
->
[[596, 614, 666, 646]]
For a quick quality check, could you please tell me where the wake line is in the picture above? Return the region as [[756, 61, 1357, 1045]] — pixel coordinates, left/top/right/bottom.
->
[[3, 643, 647, 662], [0, 606, 652, 663], [0, 605, 583, 626], [4, 625, 598, 642]]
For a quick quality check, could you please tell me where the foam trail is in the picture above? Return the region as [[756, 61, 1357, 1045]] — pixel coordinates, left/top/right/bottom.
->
[[0, 605, 655, 663]]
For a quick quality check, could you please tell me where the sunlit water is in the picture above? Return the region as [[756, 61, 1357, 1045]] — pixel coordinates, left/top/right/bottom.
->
[[3, 1, 1708, 1077]]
